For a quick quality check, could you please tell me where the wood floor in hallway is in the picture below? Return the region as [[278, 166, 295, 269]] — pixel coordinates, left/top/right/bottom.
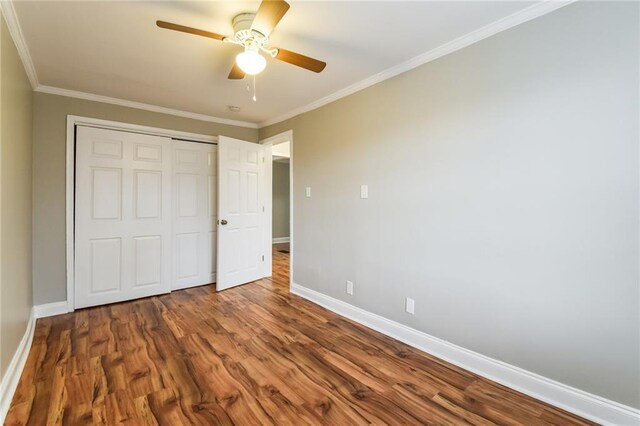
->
[[5, 248, 593, 425]]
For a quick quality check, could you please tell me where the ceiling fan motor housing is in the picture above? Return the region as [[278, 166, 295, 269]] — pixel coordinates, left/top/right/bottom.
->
[[232, 13, 267, 42]]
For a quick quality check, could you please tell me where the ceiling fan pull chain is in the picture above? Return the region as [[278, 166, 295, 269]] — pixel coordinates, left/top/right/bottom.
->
[[253, 75, 257, 102]]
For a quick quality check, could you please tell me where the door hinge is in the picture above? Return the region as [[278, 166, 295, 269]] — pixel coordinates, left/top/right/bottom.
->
[[262, 255, 265, 261], [262, 206, 265, 212]]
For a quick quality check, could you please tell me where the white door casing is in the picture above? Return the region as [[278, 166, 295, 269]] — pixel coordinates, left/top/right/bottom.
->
[[259, 129, 293, 279], [217, 136, 269, 291], [74, 126, 172, 308], [172, 140, 217, 290]]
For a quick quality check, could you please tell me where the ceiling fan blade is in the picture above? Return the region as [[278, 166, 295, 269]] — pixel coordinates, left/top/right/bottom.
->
[[275, 48, 326, 73], [156, 20, 226, 41], [228, 63, 245, 80], [251, 0, 290, 37]]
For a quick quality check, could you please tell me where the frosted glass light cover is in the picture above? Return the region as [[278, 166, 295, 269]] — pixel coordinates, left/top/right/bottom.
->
[[236, 50, 266, 75]]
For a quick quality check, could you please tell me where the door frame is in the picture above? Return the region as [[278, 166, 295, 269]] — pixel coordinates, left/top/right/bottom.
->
[[65, 115, 216, 313], [259, 130, 293, 287]]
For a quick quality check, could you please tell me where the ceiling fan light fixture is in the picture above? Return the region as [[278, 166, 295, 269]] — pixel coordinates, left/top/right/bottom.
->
[[157, 0, 327, 79], [236, 49, 266, 75]]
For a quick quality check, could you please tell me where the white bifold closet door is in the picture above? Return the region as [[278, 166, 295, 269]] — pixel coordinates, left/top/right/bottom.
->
[[172, 140, 217, 290], [75, 126, 172, 309]]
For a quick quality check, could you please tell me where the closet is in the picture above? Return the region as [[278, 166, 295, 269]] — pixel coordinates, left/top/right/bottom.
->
[[74, 126, 217, 308]]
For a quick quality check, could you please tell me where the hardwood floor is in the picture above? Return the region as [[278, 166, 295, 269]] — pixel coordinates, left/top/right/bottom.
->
[[6, 248, 593, 425]]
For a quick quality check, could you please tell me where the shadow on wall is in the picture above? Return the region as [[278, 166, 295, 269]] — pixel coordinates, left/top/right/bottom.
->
[[272, 158, 290, 240]]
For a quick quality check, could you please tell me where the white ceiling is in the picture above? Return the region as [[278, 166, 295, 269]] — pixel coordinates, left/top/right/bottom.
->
[[14, 1, 538, 125]]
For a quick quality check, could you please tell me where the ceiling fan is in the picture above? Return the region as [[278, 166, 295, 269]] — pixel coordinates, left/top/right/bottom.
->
[[156, 0, 326, 80]]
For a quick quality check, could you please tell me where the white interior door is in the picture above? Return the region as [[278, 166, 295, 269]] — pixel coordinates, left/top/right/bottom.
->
[[172, 140, 217, 290], [75, 126, 172, 308], [217, 136, 269, 291]]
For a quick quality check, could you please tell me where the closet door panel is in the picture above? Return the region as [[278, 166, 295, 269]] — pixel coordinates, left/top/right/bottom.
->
[[172, 140, 217, 290], [75, 126, 172, 308]]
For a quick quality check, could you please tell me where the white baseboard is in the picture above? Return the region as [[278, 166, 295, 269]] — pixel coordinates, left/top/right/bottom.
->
[[0, 308, 36, 424], [33, 301, 69, 318], [272, 237, 290, 244], [290, 283, 640, 426]]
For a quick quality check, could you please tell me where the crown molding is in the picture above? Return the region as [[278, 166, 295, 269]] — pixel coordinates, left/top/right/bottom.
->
[[3, 0, 575, 131], [258, 0, 577, 128], [1, 0, 255, 128], [0, 0, 39, 88], [35, 85, 259, 129]]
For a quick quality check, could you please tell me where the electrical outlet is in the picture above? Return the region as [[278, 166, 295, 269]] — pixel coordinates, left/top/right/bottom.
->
[[346, 280, 354, 295], [360, 184, 368, 199], [405, 297, 415, 315], [305, 186, 311, 197]]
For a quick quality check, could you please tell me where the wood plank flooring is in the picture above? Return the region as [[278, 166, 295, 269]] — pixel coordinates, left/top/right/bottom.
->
[[6, 248, 594, 425]]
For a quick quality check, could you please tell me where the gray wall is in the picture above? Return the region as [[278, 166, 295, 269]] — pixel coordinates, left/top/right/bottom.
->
[[32, 92, 259, 305], [261, 1, 640, 408], [273, 161, 290, 239], [0, 15, 34, 376]]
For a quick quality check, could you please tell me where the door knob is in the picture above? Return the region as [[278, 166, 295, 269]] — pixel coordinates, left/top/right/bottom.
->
[[219, 219, 228, 225]]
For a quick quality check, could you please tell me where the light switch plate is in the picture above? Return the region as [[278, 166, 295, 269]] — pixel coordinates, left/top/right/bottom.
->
[[346, 280, 354, 295], [405, 297, 415, 314], [305, 186, 311, 197], [360, 185, 368, 199]]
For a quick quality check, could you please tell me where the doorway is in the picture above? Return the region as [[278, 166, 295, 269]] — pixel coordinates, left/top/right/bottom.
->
[[261, 130, 293, 287]]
